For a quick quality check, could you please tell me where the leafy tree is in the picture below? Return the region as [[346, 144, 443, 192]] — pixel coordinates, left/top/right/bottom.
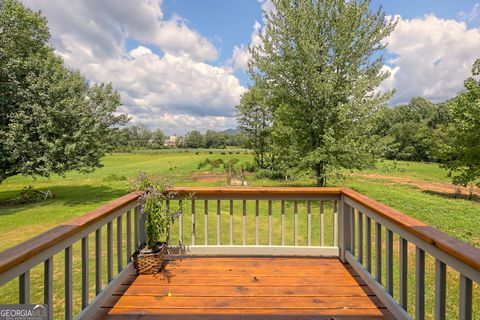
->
[[236, 85, 274, 168], [248, 0, 396, 186], [442, 59, 480, 185], [372, 98, 453, 162], [151, 129, 167, 149], [184, 130, 205, 148], [0, 0, 128, 182], [126, 124, 153, 148], [205, 130, 226, 148]]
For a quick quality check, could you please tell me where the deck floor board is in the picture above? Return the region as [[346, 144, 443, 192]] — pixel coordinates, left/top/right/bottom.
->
[[96, 256, 394, 319]]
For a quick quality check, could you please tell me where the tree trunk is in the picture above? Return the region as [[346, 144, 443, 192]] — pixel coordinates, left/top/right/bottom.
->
[[315, 163, 326, 187]]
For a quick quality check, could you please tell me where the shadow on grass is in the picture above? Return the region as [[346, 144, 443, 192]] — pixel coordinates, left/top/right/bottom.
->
[[0, 184, 127, 215], [422, 190, 480, 203]]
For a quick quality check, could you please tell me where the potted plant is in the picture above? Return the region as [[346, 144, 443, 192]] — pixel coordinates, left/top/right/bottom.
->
[[131, 173, 182, 275]]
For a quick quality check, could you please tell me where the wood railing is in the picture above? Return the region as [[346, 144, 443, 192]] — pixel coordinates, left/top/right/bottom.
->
[[0, 187, 478, 320], [340, 188, 479, 320], [0, 191, 144, 320], [169, 187, 341, 255]]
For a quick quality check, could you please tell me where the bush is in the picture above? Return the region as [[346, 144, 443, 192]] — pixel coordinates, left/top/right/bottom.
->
[[103, 173, 127, 181], [243, 162, 257, 173], [254, 169, 284, 180]]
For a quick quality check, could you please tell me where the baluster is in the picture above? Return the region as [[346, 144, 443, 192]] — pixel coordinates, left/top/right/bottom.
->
[[399, 237, 408, 310], [81, 235, 89, 308], [179, 200, 183, 245], [375, 222, 382, 283], [459, 274, 473, 320], [339, 200, 352, 262], [19, 271, 30, 304], [95, 228, 102, 295], [333, 200, 338, 247], [166, 200, 171, 244], [435, 259, 446, 320], [358, 211, 363, 264], [281, 200, 285, 246], [134, 206, 139, 248], [320, 201, 325, 246], [242, 200, 246, 245], [366, 216, 372, 272], [307, 201, 311, 246], [65, 246, 73, 320], [126, 210, 132, 261], [416, 247, 425, 320], [217, 200, 221, 245], [229, 200, 234, 245], [255, 200, 259, 245], [107, 221, 113, 282], [268, 200, 272, 246], [117, 216, 123, 272], [386, 229, 394, 295], [44, 258, 53, 320], [138, 205, 146, 245], [204, 200, 208, 246], [351, 208, 356, 255], [294, 201, 298, 246], [191, 200, 196, 246]]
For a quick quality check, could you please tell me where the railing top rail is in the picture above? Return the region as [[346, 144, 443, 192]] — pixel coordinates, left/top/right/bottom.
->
[[0, 191, 142, 275], [341, 188, 480, 272], [173, 187, 342, 196]]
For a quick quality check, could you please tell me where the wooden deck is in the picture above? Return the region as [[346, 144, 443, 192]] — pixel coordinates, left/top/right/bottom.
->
[[95, 256, 394, 319]]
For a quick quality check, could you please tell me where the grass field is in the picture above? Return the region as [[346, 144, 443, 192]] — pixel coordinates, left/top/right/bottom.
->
[[0, 150, 479, 319]]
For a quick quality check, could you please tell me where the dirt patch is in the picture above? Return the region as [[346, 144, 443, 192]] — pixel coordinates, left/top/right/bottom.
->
[[190, 172, 227, 182], [352, 173, 480, 198]]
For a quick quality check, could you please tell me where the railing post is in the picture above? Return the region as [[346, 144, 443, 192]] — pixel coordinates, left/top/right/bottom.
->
[[339, 195, 352, 263], [138, 205, 146, 246]]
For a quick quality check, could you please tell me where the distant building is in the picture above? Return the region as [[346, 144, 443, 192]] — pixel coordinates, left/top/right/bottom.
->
[[164, 135, 182, 148]]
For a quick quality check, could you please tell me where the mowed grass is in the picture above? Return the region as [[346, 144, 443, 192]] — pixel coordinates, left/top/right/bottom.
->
[[0, 152, 479, 319]]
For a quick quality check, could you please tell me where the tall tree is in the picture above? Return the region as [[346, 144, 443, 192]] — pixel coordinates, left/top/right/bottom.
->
[[127, 124, 153, 148], [0, 0, 128, 182], [248, 0, 396, 186], [442, 59, 480, 186], [184, 130, 205, 148], [236, 85, 274, 168], [151, 129, 167, 149]]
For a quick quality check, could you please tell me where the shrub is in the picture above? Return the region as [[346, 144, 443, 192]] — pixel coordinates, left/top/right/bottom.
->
[[243, 162, 257, 173], [254, 169, 284, 180], [103, 173, 127, 181]]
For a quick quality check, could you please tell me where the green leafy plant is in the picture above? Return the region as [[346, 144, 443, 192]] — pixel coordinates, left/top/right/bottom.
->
[[132, 173, 182, 248]]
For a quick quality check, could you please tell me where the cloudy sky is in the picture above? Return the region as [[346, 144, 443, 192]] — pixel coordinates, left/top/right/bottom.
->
[[21, 0, 480, 135]]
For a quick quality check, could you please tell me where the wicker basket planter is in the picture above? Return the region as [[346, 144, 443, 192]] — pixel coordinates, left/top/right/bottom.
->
[[132, 243, 167, 275]]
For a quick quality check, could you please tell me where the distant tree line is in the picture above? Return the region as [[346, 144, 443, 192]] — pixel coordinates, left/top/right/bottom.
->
[[372, 97, 453, 163], [110, 125, 245, 150], [183, 129, 244, 149]]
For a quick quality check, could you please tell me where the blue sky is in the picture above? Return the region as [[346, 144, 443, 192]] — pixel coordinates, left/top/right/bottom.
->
[[21, 0, 480, 134]]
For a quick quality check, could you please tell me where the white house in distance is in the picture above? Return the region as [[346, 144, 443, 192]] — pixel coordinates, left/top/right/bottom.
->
[[164, 135, 181, 148]]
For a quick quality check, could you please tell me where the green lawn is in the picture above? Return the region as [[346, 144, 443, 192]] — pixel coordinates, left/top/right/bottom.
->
[[0, 152, 479, 319]]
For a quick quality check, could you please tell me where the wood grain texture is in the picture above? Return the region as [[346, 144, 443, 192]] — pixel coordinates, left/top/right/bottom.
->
[[96, 257, 392, 319]]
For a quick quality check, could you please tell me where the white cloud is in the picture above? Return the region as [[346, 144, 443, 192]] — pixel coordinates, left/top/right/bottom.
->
[[379, 14, 480, 105], [21, 0, 245, 134], [228, 21, 262, 71], [227, 0, 273, 71], [22, 0, 217, 62]]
